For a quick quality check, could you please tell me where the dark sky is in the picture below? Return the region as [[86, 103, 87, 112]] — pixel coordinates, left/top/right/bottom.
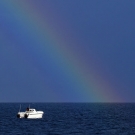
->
[[0, 0, 135, 102]]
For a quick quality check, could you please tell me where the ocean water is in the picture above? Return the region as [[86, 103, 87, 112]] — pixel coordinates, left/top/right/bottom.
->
[[0, 103, 135, 135]]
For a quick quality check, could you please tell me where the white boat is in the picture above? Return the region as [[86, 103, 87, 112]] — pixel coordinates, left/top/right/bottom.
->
[[17, 107, 44, 119]]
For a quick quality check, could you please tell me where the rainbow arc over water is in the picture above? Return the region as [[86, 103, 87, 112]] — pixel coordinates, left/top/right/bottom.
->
[[0, 1, 122, 102]]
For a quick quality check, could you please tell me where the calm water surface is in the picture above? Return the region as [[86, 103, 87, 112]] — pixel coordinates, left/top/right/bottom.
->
[[0, 103, 135, 135]]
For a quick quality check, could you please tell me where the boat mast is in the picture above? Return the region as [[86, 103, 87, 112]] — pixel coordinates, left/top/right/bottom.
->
[[19, 104, 21, 112]]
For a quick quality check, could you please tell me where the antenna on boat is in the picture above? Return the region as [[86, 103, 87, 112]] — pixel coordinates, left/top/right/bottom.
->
[[19, 104, 21, 112]]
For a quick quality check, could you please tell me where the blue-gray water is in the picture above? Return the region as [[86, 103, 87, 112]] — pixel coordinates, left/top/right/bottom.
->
[[0, 103, 135, 135]]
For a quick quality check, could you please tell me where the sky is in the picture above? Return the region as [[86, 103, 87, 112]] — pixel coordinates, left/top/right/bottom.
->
[[0, 0, 135, 102]]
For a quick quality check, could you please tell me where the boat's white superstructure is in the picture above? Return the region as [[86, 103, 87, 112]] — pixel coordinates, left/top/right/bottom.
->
[[17, 107, 44, 119]]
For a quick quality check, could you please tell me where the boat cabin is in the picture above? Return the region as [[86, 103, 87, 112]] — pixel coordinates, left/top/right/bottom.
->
[[26, 108, 36, 112]]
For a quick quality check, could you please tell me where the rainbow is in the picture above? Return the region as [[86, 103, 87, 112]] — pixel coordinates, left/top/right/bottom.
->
[[0, 1, 122, 102]]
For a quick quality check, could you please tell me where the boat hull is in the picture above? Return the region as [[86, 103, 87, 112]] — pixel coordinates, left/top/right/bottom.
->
[[25, 112, 43, 119], [17, 109, 44, 119]]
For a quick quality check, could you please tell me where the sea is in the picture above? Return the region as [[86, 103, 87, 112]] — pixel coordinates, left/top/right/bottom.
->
[[0, 103, 135, 135]]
